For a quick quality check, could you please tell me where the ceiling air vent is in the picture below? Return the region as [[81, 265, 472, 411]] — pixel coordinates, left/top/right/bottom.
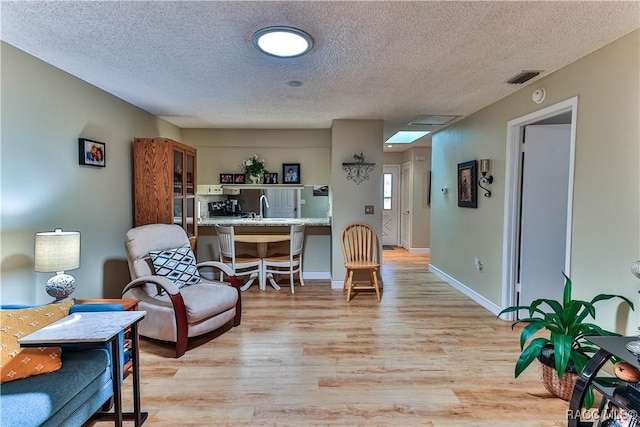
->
[[506, 70, 543, 85]]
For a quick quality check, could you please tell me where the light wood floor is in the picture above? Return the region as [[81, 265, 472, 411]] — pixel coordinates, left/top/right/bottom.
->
[[103, 248, 569, 426]]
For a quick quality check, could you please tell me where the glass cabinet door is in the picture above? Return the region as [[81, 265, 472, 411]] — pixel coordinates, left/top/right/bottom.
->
[[173, 198, 183, 226], [185, 197, 195, 237], [173, 149, 183, 195], [186, 152, 195, 196]]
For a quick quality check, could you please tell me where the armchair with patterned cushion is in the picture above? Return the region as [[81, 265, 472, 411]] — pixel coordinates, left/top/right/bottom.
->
[[123, 223, 241, 358]]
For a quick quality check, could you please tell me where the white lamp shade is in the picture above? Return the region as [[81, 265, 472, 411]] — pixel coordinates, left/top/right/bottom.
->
[[35, 229, 80, 272]]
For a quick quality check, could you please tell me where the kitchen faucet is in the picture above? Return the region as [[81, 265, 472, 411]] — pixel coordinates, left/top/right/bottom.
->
[[259, 194, 270, 219]]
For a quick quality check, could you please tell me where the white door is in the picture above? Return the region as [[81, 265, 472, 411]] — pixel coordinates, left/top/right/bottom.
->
[[518, 124, 571, 307], [382, 165, 400, 246], [400, 162, 412, 250], [264, 188, 300, 218]]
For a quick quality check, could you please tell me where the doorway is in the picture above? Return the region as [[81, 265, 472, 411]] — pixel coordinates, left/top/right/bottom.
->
[[501, 97, 577, 320], [382, 164, 400, 246], [400, 161, 412, 250]]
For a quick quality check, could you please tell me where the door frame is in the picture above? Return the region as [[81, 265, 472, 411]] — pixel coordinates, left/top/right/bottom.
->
[[400, 161, 412, 250], [382, 164, 401, 246], [500, 96, 578, 320]]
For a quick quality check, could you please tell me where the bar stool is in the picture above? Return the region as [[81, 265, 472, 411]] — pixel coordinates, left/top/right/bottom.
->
[[261, 224, 306, 293], [215, 225, 262, 291]]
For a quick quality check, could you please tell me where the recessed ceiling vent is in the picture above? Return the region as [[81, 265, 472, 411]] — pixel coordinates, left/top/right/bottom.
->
[[506, 70, 543, 84]]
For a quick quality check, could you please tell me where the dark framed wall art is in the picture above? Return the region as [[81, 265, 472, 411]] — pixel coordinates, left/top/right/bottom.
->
[[457, 160, 477, 208], [283, 163, 300, 184], [78, 138, 105, 167]]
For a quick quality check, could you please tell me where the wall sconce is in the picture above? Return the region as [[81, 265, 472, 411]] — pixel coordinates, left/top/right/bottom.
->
[[478, 159, 494, 198], [35, 228, 80, 301]]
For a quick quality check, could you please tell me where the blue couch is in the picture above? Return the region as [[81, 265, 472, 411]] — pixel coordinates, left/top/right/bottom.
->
[[0, 303, 124, 427]]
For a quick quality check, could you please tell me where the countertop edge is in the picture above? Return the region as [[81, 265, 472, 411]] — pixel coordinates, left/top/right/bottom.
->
[[199, 218, 331, 227]]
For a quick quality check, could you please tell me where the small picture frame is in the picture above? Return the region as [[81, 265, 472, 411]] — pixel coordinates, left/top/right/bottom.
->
[[458, 160, 477, 208], [282, 163, 301, 184], [313, 185, 329, 196], [220, 173, 233, 183], [264, 173, 278, 184], [78, 138, 105, 167], [233, 174, 246, 184]]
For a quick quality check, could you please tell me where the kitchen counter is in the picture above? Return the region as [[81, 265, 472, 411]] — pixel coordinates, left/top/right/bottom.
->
[[199, 217, 331, 227]]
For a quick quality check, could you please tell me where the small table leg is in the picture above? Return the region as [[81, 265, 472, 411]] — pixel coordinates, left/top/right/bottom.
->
[[111, 339, 123, 426]]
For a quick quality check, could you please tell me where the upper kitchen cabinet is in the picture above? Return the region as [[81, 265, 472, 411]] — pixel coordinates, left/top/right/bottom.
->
[[133, 137, 197, 245]]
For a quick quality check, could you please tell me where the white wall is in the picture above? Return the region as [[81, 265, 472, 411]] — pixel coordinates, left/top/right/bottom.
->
[[430, 30, 640, 333], [1, 42, 182, 304]]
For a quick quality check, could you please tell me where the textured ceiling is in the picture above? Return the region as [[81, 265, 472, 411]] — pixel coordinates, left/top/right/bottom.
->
[[1, 1, 639, 151]]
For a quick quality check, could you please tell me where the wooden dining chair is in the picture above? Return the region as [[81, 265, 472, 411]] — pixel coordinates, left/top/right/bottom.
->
[[340, 222, 381, 302], [214, 225, 262, 291], [262, 224, 306, 293]]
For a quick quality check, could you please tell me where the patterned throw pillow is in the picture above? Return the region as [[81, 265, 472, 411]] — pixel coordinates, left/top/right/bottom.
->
[[149, 244, 201, 289], [0, 300, 74, 383]]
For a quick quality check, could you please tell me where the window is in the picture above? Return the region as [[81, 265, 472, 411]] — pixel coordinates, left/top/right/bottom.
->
[[383, 173, 392, 210]]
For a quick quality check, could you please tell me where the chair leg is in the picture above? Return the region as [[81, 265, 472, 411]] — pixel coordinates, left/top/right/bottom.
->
[[372, 268, 381, 302], [346, 270, 354, 302], [343, 271, 349, 292], [290, 270, 295, 294]]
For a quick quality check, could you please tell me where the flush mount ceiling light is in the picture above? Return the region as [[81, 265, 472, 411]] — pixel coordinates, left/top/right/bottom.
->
[[252, 27, 313, 58], [385, 131, 431, 144]]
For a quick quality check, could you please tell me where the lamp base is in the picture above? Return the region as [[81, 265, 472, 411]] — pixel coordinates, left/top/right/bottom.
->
[[633, 260, 640, 280], [45, 272, 76, 301]]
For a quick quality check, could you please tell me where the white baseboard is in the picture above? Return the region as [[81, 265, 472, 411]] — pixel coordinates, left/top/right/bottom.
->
[[302, 272, 332, 281], [331, 280, 343, 290], [409, 247, 430, 254], [428, 264, 502, 316]]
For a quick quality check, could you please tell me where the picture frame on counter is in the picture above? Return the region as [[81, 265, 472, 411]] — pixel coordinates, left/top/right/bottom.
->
[[78, 138, 106, 167], [233, 174, 245, 184], [283, 163, 300, 184], [220, 173, 233, 183], [264, 173, 278, 184]]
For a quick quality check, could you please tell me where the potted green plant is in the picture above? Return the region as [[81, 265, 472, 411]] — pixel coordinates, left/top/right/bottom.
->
[[498, 274, 634, 406], [242, 154, 268, 184]]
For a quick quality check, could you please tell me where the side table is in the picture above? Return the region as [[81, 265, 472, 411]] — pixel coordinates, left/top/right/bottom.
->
[[568, 336, 640, 426], [19, 310, 147, 427], [75, 298, 141, 376]]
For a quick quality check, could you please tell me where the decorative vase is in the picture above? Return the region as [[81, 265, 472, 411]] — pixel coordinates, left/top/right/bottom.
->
[[249, 174, 260, 184]]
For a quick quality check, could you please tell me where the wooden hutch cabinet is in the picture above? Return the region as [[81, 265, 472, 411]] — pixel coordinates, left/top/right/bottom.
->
[[133, 137, 197, 247]]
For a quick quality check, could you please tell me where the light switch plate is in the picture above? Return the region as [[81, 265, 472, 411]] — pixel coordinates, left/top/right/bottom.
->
[[365, 205, 374, 214]]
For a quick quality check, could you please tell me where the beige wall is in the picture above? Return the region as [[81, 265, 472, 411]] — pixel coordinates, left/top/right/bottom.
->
[[0, 42, 182, 304], [330, 119, 383, 287], [182, 128, 331, 185], [431, 30, 640, 333]]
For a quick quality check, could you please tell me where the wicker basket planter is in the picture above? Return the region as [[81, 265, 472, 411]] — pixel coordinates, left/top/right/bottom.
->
[[538, 360, 578, 401]]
